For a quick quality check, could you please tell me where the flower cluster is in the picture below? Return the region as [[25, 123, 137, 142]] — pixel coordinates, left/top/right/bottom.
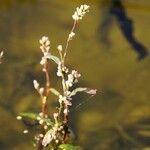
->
[[39, 36, 51, 66], [36, 112, 50, 130], [34, 134, 44, 144], [72, 4, 90, 21], [66, 70, 81, 88], [39, 36, 50, 53], [57, 62, 69, 77]]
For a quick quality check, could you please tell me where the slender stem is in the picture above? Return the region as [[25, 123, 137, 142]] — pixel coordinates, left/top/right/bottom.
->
[[37, 59, 51, 150], [63, 104, 69, 143], [37, 140, 44, 150], [57, 20, 77, 144], [42, 60, 50, 114], [63, 20, 77, 62]]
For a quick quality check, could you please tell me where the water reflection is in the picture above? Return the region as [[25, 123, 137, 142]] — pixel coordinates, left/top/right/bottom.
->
[[99, 0, 148, 60], [0, 0, 36, 9]]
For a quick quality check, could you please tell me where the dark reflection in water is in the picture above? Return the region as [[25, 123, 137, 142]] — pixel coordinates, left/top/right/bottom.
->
[[99, 0, 148, 60]]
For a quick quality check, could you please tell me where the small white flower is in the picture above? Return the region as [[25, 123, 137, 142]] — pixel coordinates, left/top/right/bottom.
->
[[42, 68, 46, 72], [33, 80, 39, 90], [58, 126, 63, 131], [58, 95, 67, 104], [44, 125, 48, 130], [35, 135, 40, 141], [57, 45, 63, 52], [40, 57, 46, 65], [72, 4, 90, 21], [72, 12, 79, 20], [63, 108, 68, 114], [39, 119, 44, 125], [69, 32, 75, 40], [16, 116, 22, 120], [39, 134, 44, 138], [66, 80, 73, 88], [39, 36, 49, 45], [58, 95, 63, 103], [53, 113, 58, 119], [55, 139, 59, 143], [72, 70, 81, 78], [23, 130, 28, 134], [45, 40, 50, 46], [57, 62, 63, 77], [57, 70, 62, 77], [39, 87, 44, 95], [68, 74, 74, 82], [39, 112, 44, 117], [65, 74, 74, 88], [62, 66, 69, 73]]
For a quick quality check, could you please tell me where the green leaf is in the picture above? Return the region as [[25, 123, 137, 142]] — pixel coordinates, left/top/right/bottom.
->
[[20, 112, 37, 120], [46, 54, 60, 64], [70, 87, 87, 97], [59, 144, 81, 150], [49, 55, 60, 64], [70, 87, 97, 97], [43, 118, 54, 127], [49, 88, 60, 96]]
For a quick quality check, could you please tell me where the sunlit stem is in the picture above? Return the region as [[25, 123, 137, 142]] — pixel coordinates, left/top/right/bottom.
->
[[63, 20, 77, 62]]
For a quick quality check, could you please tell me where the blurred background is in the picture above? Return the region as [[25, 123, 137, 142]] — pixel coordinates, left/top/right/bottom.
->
[[0, 0, 150, 149]]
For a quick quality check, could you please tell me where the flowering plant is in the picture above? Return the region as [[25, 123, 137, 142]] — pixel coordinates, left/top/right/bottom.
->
[[17, 4, 96, 150]]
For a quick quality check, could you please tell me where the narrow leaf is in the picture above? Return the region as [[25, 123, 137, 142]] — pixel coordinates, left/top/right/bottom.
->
[[49, 88, 60, 96], [70, 87, 97, 97], [59, 144, 81, 150], [70, 87, 87, 97], [43, 118, 54, 127], [20, 112, 37, 120], [46, 54, 60, 64]]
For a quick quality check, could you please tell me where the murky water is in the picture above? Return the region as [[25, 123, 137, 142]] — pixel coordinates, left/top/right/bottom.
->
[[0, 0, 150, 149]]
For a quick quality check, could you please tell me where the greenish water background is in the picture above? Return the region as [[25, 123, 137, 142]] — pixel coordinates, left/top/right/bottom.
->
[[0, 0, 150, 149]]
